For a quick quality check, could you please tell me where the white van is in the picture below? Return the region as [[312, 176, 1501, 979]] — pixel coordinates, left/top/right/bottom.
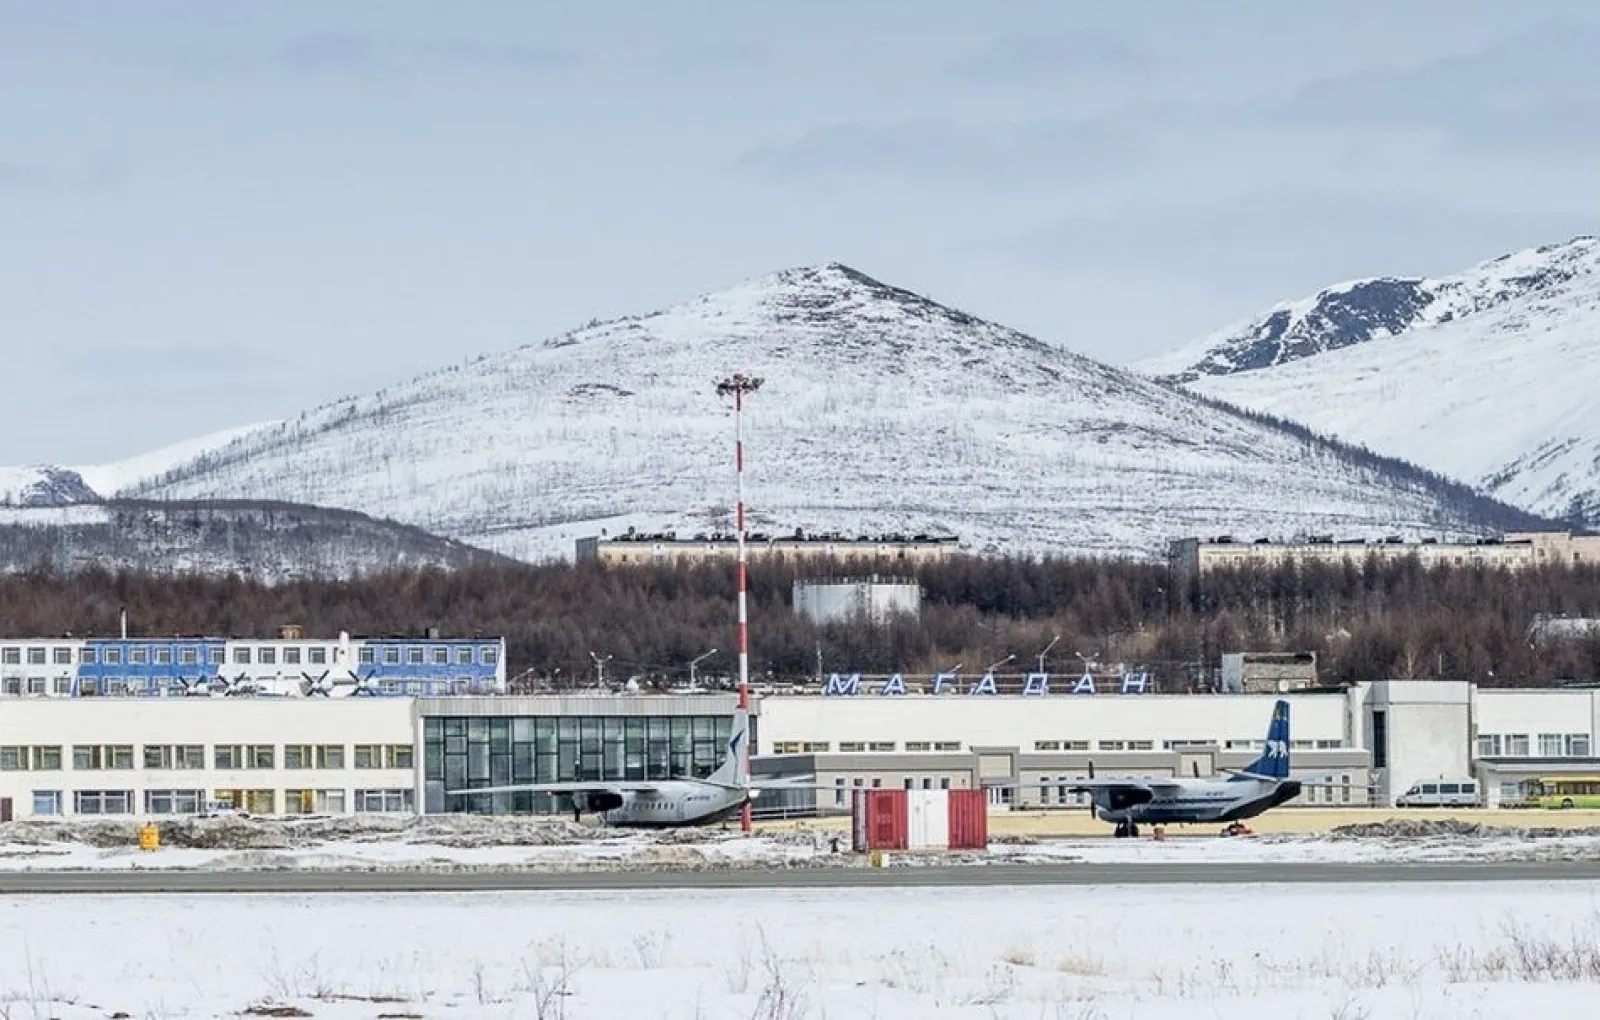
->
[[1396, 779, 1480, 807]]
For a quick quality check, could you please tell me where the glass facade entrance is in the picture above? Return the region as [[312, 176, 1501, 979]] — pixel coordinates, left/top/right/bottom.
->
[[423, 712, 734, 815]]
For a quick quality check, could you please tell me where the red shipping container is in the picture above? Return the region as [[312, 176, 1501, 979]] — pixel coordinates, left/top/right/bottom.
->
[[850, 788, 908, 851], [946, 788, 988, 850]]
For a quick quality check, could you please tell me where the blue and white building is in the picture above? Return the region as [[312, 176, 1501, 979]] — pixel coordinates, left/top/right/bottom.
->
[[0, 630, 506, 699]]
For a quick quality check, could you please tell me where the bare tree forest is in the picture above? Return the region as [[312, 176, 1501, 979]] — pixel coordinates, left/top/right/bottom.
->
[[3, 553, 1600, 689]]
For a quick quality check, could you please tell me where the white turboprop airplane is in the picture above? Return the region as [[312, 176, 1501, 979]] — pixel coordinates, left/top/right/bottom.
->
[[442, 709, 770, 827], [1066, 698, 1305, 838]]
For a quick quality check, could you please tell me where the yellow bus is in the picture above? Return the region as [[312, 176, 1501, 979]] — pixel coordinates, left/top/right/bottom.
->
[[1524, 777, 1600, 809]]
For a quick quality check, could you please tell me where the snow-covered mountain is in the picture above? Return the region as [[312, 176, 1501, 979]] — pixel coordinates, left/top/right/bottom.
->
[[0, 467, 99, 507], [1138, 236, 1600, 524], [0, 499, 511, 582], [49, 264, 1547, 562]]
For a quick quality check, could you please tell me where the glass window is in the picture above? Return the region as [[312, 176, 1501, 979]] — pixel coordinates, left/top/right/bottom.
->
[[406, 647, 424, 665], [1569, 734, 1592, 757], [248, 745, 275, 769], [52, 647, 72, 665], [74, 790, 132, 815], [2, 647, 20, 664], [482, 646, 498, 664], [354, 744, 380, 769], [26, 647, 46, 664], [233, 648, 251, 665], [176, 745, 205, 769], [210, 647, 226, 664], [32, 790, 61, 815], [259, 648, 276, 665], [81, 648, 98, 664], [1539, 734, 1564, 757], [32, 746, 61, 770], [143, 745, 171, 770], [214, 745, 243, 769], [153, 647, 172, 665], [385, 744, 414, 769], [109, 745, 133, 769], [104, 647, 122, 664], [129, 647, 148, 664], [284, 744, 311, 769], [179, 648, 198, 665], [284, 647, 302, 665], [456, 647, 473, 665], [316, 744, 345, 769], [309, 647, 327, 665], [243, 789, 275, 814], [432, 647, 449, 664]]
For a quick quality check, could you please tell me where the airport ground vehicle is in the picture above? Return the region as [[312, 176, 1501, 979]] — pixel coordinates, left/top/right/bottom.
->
[[1524, 776, 1600, 809], [1395, 778, 1480, 807]]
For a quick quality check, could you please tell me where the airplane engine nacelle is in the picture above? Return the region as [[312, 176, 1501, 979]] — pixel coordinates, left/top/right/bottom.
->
[[1104, 787, 1155, 812], [577, 791, 625, 813]]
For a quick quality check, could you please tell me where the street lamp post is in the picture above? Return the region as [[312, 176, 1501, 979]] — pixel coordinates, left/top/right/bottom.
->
[[986, 654, 1015, 676], [588, 651, 612, 689], [1036, 635, 1061, 674], [716, 372, 763, 834], [689, 648, 717, 689]]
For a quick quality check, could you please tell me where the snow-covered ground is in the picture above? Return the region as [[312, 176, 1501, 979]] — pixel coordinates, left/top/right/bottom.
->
[[1, 882, 1598, 1018], [3, 815, 1600, 872]]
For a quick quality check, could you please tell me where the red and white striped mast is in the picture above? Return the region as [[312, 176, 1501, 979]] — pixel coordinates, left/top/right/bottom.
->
[[716, 371, 762, 834]]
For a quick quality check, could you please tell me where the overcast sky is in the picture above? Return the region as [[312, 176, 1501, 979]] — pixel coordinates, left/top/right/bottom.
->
[[5, 1, 1599, 464]]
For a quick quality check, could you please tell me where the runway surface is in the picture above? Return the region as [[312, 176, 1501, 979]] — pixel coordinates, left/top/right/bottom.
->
[[4, 860, 1600, 893]]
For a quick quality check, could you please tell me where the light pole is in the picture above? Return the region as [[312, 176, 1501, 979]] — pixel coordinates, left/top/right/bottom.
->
[[589, 651, 612, 689], [689, 647, 717, 688], [986, 654, 1015, 676], [716, 371, 763, 834], [1037, 635, 1061, 674]]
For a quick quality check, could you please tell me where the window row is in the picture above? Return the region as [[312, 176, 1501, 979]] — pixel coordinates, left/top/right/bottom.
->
[[1031, 738, 1344, 752], [356, 645, 499, 667], [0, 743, 414, 772], [1, 643, 501, 668], [29, 788, 416, 817], [771, 741, 964, 754], [1477, 733, 1592, 758]]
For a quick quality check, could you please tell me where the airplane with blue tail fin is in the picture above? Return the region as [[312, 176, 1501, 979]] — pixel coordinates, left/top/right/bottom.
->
[[1069, 698, 1302, 837]]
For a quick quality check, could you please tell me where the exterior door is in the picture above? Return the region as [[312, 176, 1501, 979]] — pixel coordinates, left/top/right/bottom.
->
[[0, 798, 11, 822]]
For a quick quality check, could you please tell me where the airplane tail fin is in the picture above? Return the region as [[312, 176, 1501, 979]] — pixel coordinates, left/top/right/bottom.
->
[[1235, 699, 1291, 781], [707, 707, 750, 787]]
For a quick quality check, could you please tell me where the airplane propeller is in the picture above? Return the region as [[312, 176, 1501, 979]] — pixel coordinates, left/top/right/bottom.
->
[[299, 670, 333, 697]]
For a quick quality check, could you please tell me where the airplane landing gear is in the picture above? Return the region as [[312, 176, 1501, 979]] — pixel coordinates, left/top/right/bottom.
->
[[1113, 820, 1141, 839]]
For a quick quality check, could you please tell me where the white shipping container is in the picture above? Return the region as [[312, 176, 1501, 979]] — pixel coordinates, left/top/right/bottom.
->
[[907, 789, 950, 850]]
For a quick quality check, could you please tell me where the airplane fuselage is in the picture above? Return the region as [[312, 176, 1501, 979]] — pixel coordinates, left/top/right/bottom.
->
[[1093, 777, 1302, 825], [594, 782, 753, 828]]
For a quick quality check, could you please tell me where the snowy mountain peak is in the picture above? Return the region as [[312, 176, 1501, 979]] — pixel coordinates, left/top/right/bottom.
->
[[1139, 234, 1600, 384], [1145, 233, 1600, 528], [0, 466, 99, 507]]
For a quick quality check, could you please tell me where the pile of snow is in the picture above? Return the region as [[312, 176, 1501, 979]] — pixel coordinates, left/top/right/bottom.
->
[[1326, 818, 1600, 841], [6, 814, 1600, 872]]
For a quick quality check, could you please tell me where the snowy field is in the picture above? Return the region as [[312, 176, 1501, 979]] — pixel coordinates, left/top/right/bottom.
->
[[1, 882, 1598, 1018], [4, 815, 1600, 872]]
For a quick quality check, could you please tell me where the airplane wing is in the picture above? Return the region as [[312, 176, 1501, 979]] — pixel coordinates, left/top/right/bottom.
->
[[1064, 778, 1184, 794], [443, 780, 661, 797]]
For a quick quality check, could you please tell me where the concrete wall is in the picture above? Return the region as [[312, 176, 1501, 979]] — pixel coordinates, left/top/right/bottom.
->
[[1364, 681, 1472, 806]]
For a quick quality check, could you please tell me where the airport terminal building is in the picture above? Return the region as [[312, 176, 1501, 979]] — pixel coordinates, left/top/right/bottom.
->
[[4, 638, 1600, 820]]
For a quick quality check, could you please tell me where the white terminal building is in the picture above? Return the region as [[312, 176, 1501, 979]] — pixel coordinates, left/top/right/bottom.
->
[[2, 632, 1599, 820]]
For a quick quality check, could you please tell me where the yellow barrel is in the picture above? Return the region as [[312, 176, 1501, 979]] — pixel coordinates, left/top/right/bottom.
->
[[868, 850, 884, 868], [138, 823, 160, 851]]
